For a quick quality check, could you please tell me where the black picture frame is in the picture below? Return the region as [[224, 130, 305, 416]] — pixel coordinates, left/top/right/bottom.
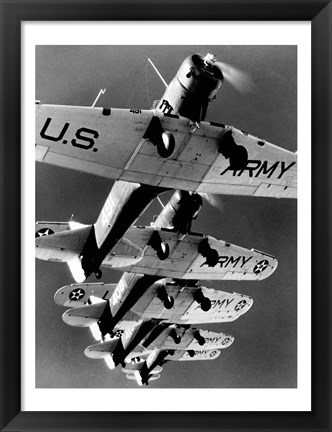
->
[[1, 1, 331, 431]]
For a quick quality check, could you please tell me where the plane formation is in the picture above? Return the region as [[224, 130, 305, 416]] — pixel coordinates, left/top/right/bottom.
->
[[35, 51, 297, 386]]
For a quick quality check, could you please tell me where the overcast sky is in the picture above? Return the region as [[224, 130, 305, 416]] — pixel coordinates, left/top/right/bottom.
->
[[36, 45, 297, 389]]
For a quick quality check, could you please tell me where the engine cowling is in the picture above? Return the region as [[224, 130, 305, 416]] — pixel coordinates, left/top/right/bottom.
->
[[156, 53, 224, 122], [154, 190, 203, 234]]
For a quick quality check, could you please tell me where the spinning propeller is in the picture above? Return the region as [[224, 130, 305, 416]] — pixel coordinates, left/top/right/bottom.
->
[[203, 53, 254, 94]]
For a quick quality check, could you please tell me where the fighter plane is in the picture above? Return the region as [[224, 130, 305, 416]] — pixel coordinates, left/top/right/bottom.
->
[[54, 275, 253, 385], [35, 52, 297, 199], [36, 187, 274, 385], [36, 189, 278, 282]]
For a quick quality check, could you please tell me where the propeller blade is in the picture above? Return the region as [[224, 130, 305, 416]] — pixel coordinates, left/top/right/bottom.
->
[[199, 193, 224, 211], [216, 61, 254, 94]]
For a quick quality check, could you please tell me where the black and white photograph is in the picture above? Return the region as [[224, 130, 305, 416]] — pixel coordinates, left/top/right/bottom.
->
[[35, 45, 297, 389]]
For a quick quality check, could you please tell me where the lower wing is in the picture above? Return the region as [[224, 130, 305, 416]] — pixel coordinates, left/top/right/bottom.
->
[[104, 225, 278, 281], [36, 104, 297, 199]]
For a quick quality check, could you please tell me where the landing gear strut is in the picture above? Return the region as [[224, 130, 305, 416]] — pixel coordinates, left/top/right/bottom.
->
[[95, 269, 102, 280], [149, 230, 170, 260], [169, 329, 181, 344], [144, 116, 175, 158], [157, 286, 175, 309], [193, 330, 206, 346], [193, 288, 211, 312], [218, 130, 248, 170], [198, 238, 219, 267]]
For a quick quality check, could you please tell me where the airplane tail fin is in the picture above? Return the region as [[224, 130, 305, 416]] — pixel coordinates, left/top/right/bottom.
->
[[84, 339, 119, 359], [122, 361, 162, 385], [35, 220, 93, 282], [84, 339, 120, 370], [62, 301, 108, 327]]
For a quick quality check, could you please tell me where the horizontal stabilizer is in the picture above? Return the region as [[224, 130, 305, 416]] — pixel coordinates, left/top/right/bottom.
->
[[36, 221, 71, 236], [36, 225, 92, 262], [122, 363, 163, 374], [54, 283, 117, 307], [125, 372, 160, 383], [84, 339, 119, 359], [62, 301, 108, 327]]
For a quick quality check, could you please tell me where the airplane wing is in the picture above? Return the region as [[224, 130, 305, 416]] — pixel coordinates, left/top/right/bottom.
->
[[84, 327, 232, 358], [36, 104, 296, 198], [36, 223, 277, 281], [125, 348, 222, 363], [145, 326, 234, 351], [120, 347, 222, 385], [104, 226, 278, 281], [131, 284, 253, 324]]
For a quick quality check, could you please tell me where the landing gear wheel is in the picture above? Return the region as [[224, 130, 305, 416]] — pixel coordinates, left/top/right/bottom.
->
[[95, 269, 102, 280], [194, 331, 205, 346], [201, 297, 212, 312], [170, 329, 181, 345], [157, 287, 174, 309], [198, 337, 205, 346], [229, 145, 248, 170], [193, 288, 212, 311], [206, 248, 219, 267], [157, 131, 175, 158], [157, 241, 170, 260], [164, 295, 175, 310]]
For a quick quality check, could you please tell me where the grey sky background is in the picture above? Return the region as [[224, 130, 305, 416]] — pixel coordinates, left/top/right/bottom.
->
[[36, 46, 297, 388]]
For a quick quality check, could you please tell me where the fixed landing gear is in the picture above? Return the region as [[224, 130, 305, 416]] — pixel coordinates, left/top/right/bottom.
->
[[169, 329, 181, 345], [157, 241, 170, 260], [193, 330, 205, 346], [193, 288, 211, 312], [144, 116, 175, 158], [95, 269, 102, 280], [229, 144, 248, 170], [198, 238, 219, 267], [157, 286, 175, 309], [149, 230, 170, 261], [158, 131, 175, 158], [218, 129, 248, 171]]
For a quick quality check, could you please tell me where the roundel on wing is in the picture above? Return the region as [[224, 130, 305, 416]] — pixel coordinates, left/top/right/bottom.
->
[[35, 227, 54, 238], [234, 299, 247, 311], [112, 329, 124, 338], [221, 337, 231, 346], [209, 350, 218, 358], [69, 288, 85, 301], [253, 259, 269, 274]]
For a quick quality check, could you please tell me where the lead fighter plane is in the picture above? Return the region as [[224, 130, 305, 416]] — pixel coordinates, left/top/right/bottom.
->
[[36, 52, 297, 199]]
